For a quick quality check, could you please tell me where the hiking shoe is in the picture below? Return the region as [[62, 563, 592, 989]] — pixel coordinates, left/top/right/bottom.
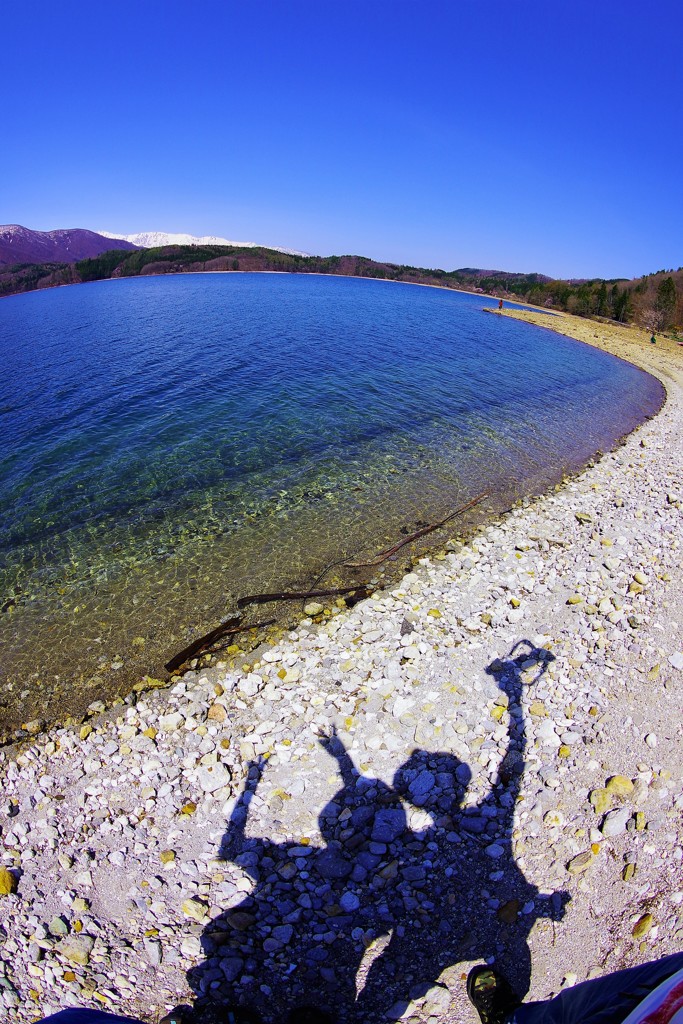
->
[[467, 965, 521, 1024], [159, 1007, 193, 1024]]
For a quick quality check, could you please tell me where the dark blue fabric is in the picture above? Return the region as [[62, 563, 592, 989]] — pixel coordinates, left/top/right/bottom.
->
[[38, 1010, 144, 1024], [509, 953, 683, 1024]]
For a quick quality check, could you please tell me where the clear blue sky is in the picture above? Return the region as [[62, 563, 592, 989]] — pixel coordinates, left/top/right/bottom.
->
[[3, 0, 681, 279]]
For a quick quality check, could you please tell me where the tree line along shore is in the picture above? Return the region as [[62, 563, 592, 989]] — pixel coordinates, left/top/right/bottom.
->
[[1, 244, 682, 336]]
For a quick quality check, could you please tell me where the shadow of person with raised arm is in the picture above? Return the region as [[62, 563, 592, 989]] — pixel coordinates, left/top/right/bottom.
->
[[187, 640, 568, 1024], [354, 640, 569, 1023], [187, 731, 411, 1023], [186, 755, 351, 1022]]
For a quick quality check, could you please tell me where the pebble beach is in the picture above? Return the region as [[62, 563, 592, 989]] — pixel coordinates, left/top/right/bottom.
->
[[0, 309, 681, 1024]]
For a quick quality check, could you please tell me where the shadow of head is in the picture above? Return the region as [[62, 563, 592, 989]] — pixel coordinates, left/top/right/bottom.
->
[[391, 748, 471, 814]]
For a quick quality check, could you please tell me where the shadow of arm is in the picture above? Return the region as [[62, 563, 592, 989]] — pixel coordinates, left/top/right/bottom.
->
[[319, 725, 357, 789], [218, 756, 266, 861]]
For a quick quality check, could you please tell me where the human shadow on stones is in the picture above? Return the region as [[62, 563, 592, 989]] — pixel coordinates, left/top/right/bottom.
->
[[187, 640, 568, 1024]]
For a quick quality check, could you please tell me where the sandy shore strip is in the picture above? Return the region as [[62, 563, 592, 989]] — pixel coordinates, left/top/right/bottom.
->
[[0, 311, 681, 1023]]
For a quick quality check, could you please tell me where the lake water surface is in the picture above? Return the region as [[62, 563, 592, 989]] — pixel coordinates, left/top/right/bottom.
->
[[0, 274, 664, 734]]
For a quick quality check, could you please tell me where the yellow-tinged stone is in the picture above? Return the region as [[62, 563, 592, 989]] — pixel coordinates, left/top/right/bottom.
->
[[379, 859, 398, 879], [632, 914, 653, 939], [63, 971, 76, 982], [298, 836, 310, 845], [590, 789, 612, 815], [629, 582, 644, 594], [0, 867, 17, 896], [510, 596, 521, 608], [635, 811, 646, 831], [591, 843, 601, 855], [143, 727, 157, 740], [558, 745, 571, 758], [143, 676, 166, 688], [226, 644, 240, 655], [181, 898, 209, 922], [543, 810, 564, 828], [131, 636, 146, 647], [145, 928, 159, 937], [73, 920, 83, 932], [427, 608, 442, 618], [633, 571, 647, 585], [180, 802, 197, 816], [567, 851, 595, 874], [529, 700, 547, 718], [160, 850, 175, 864], [647, 664, 660, 680], [79, 724, 93, 740], [207, 703, 227, 722], [605, 775, 634, 799], [600, 537, 613, 546], [29, 990, 40, 1001], [277, 668, 287, 679], [497, 898, 521, 923], [344, 717, 354, 729], [567, 594, 583, 605], [623, 863, 636, 882], [588, 706, 599, 716], [72, 897, 89, 913]]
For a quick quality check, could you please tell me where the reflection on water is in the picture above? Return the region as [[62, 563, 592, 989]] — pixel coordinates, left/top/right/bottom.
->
[[0, 274, 664, 735]]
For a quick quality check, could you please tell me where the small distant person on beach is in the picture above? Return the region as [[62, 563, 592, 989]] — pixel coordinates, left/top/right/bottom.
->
[[499, 298, 504, 309]]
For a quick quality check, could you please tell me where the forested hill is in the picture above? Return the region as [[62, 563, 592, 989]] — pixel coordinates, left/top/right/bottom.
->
[[1, 243, 681, 331]]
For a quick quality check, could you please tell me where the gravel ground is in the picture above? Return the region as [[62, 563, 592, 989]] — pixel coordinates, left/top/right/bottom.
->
[[0, 311, 681, 1024]]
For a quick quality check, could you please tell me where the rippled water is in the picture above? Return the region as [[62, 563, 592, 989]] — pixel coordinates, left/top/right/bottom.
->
[[0, 274, 664, 734]]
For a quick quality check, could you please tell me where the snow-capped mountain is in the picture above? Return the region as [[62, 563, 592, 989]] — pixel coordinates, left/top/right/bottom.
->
[[99, 230, 307, 257], [0, 225, 138, 267]]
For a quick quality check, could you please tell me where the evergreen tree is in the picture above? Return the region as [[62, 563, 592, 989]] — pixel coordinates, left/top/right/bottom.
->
[[596, 281, 608, 316], [655, 276, 676, 328]]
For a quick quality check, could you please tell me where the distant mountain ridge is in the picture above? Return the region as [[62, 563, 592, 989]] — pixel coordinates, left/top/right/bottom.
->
[[2, 229, 680, 331], [99, 229, 308, 257], [0, 225, 138, 267]]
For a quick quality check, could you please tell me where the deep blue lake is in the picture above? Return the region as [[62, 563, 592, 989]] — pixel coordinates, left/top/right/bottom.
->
[[0, 273, 664, 731]]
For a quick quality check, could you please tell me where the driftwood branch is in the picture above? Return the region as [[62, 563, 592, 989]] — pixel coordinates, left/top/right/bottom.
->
[[344, 492, 488, 569], [237, 585, 367, 610], [166, 615, 248, 673], [165, 493, 487, 672], [204, 619, 277, 657]]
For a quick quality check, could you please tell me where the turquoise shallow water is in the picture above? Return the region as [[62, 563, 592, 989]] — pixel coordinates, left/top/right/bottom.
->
[[0, 274, 664, 733]]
